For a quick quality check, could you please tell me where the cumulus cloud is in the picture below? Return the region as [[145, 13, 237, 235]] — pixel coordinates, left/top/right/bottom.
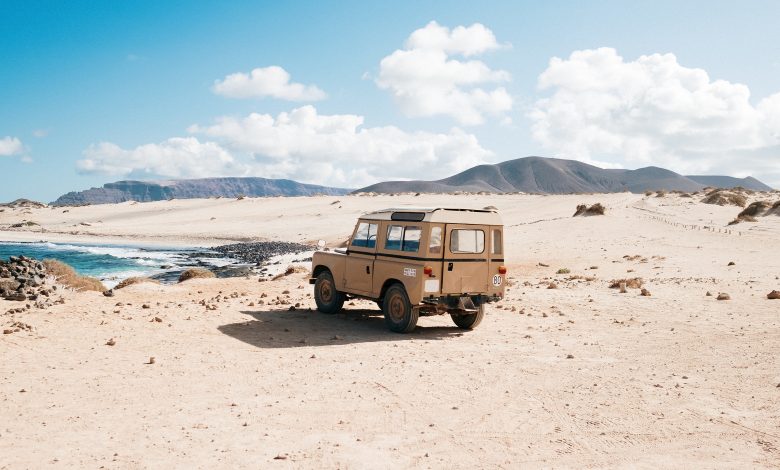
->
[[189, 105, 492, 187], [77, 137, 245, 178], [0, 136, 23, 156], [77, 107, 492, 188], [376, 21, 512, 126], [530, 47, 780, 185], [213, 66, 327, 101]]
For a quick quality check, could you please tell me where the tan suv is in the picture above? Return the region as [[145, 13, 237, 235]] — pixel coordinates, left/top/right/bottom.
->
[[310, 208, 506, 333]]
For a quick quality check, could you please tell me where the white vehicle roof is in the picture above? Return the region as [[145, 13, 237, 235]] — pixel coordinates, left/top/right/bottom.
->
[[360, 207, 502, 225]]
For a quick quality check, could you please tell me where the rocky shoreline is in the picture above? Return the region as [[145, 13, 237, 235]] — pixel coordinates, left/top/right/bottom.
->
[[211, 241, 314, 265], [1, 255, 64, 315]]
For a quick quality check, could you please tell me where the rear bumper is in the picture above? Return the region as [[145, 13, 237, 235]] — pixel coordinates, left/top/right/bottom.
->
[[421, 293, 501, 307]]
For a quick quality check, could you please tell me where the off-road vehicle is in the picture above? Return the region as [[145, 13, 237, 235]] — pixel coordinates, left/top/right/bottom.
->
[[310, 207, 506, 333]]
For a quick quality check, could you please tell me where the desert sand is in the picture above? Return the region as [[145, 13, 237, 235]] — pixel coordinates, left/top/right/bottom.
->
[[2, 192, 780, 468]]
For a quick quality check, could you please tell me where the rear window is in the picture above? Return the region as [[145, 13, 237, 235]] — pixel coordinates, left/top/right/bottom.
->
[[385, 225, 421, 252], [351, 222, 378, 248], [492, 229, 503, 255], [450, 229, 485, 254]]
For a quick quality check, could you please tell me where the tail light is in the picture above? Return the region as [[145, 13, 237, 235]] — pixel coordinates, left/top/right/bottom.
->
[[498, 266, 507, 274], [423, 266, 433, 277]]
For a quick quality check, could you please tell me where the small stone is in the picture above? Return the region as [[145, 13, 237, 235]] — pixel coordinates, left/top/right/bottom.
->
[[640, 288, 651, 297], [103, 289, 114, 297], [767, 290, 780, 300], [566, 354, 574, 359], [727, 261, 735, 266], [706, 291, 713, 297], [716, 293, 731, 301], [106, 338, 116, 346], [147, 357, 156, 364], [152, 317, 163, 322], [142, 304, 151, 309]]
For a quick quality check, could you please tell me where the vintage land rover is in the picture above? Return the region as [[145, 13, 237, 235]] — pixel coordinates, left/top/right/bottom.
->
[[310, 207, 506, 333]]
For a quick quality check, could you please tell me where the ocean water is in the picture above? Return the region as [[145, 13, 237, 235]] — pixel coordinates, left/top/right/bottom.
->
[[0, 241, 234, 288]]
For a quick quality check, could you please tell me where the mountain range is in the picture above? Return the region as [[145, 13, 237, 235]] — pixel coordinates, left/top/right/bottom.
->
[[52, 177, 350, 206], [49, 157, 774, 206], [356, 157, 774, 194]]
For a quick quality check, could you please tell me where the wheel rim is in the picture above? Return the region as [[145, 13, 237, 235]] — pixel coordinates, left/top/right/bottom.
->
[[320, 279, 333, 303], [388, 293, 406, 322]]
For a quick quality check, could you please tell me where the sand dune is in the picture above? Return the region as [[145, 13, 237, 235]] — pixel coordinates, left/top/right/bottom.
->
[[2, 192, 780, 467]]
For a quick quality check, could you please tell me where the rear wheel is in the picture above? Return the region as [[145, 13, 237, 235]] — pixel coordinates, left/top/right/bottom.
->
[[450, 304, 485, 330], [314, 271, 344, 314], [382, 284, 418, 333]]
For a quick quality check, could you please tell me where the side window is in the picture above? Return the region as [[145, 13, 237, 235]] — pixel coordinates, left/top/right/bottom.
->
[[450, 229, 485, 254], [351, 222, 378, 248], [402, 226, 421, 252], [491, 229, 503, 255], [385, 225, 403, 250], [429, 226, 442, 254], [385, 225, 421, 252]]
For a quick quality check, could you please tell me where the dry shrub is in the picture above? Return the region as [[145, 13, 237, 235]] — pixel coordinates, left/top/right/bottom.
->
[[556, 268, 570, 274], [738, 201, 772, 218], [43, 259, 106, 292], [679, 193, 692, 198], [573, 203, 606, 217], [644, 191, 653, 197], [656, 190, 667, 198], [272, 265, 308, 281], [115, 277, 160, 290], [701, 190, 747, 207], [609, 277, 643, 289], [178, 268, 215, 282]]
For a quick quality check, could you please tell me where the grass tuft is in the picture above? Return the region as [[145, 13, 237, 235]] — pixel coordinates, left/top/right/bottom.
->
[[43, 259, 106, 292]]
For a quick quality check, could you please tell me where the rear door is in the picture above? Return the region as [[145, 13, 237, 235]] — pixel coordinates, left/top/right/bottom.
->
[[345, 221, 377, 294], [441, 224, 489, 294], [488, 226, 505, 295]]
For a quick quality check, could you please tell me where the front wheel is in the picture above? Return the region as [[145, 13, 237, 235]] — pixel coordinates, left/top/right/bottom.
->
[[314, 271, 345, 314], [382, 284, 418, 333], [450, 304, 485, 330]]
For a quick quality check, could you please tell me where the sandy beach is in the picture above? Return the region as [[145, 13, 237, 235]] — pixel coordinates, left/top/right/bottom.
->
[[2, 192, 780, 468]]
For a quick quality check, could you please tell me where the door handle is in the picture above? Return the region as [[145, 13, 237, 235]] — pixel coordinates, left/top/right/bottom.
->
[[448, 262, 454, 271], [366, 266, 371, 274]]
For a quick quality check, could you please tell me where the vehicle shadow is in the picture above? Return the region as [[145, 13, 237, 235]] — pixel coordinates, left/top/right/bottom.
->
[[218, 307, 466, 348]]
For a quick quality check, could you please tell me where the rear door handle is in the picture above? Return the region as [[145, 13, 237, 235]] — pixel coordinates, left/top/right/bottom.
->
[[448, 262, 454, 271], [366, 266, 371, 274]]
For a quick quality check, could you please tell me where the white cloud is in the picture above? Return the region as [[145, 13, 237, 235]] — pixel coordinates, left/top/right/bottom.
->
[[0, 136, 23, 156], [213, 66, 327, 101], [376, 21, 512, 126], [77, 137, 245, 178], [32, 129, 48, 138], [189, 105, 493, 187], [530, 47, 780, 185], [77, 107, 492, 188]]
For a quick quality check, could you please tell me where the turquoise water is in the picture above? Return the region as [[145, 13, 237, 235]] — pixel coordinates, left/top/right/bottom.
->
[[0, 241, 231, 288]]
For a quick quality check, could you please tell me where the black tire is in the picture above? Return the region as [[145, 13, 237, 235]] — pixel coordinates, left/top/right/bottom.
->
[[314, 271, 345, 314], [450, 304, 485, 330], [382, 284, 418, 333]]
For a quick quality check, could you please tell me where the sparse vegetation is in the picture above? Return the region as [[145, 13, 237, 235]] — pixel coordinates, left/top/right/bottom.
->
[[43, 259, 106, 292], [114, 277, 161, 290], [272, 265, 308, 280], [556, 268, 570, 274], [573, 203, 606, 217], [655, 190, 666, 198], [609, 278, 643, 289], [178, 268, 215, 282], [701, 189, 747, 207]]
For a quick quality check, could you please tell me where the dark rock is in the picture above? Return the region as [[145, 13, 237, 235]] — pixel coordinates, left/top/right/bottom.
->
[[103, 289, 114, 297], [4, 292, 27, 301]]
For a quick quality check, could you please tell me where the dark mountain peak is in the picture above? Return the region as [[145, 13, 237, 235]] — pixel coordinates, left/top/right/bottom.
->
[[52, 177, 350, 206]]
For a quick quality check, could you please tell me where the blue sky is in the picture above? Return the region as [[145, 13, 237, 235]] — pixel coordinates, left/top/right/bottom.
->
[[2, 0, 779, 201]]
